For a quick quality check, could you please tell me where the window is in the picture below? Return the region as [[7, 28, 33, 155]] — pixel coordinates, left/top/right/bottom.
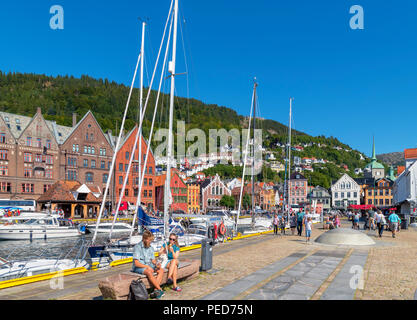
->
[[45, 155, 53, 164], [102, 174, 108, 183], [101, 161, 105, 169], [45, 169, 53, 179], [385, 199, 390, 205], [119, 163, 123, 172], [108, 162, 111, 169], [368, 190, 372, 196], [379, 199, 383, 205], [88, 146, 91, 154], [35, 154, 42, 162], [0, 182, 11, 192], [101, 148, 106, 156], [24, 153, 32, 162], [73, 144, 76, 152], [0, 133, 5, 143], [90, 133, 94, 141], [386, 189, 390, 195], [84, 146, 87, 153], [149, 190, 152, 197], [144, 178, 147, 186], [149, 179, 152, 186], [125, 164, 128, 172], [85, 172, 94, 183], [37, 138, 42, 148], [24, 168, 31, 177], [0, 166, 8, 176], [86, 132, 89, 141], [91, 160, 96, 168], [125, 152, 129, 160], [143, 190, 148, 197], [125, 189, 129, 196], [21, 184, 34, 193], [67, 157, 77, 167], [134, 188, 139, 197], [0, 150, 7, 160], [368, 199, 373, 205], [134, 177, 139, 185], [149, 167, 153, 174], [119, 176, 123, 184], [67, 170, 77, 181], [83, 159, 88, 167], [347, 192, 351, 198], [354, 192, 357, 198], [26, 137, 32, 147], [91, 147, 95, 154], [46, 140, 51, 149], [334, 192, 338, 199], [341, 192, 344, 198], [379, 189, 383, 196], [43, 184, 51, 193]]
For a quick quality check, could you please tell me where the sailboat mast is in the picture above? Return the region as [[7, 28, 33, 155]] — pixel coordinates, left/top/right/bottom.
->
[[287, 98, 293, 220], [251, 80, 257, 220], [138, 22, 145, 216], [164, 0, 179, 239]]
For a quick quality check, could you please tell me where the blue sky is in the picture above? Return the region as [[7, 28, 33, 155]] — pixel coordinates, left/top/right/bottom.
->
[[0, 0, 416, 157]]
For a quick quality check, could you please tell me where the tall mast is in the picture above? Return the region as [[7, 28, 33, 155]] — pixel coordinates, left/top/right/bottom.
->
[[287, 98, 293, 220], [251, 80, 257, 221], [138, 22, 145, 216], [164, 0, 179, 239]]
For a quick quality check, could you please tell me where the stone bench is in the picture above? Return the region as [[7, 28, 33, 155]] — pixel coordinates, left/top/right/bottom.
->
[[98, 259, 200, 300]]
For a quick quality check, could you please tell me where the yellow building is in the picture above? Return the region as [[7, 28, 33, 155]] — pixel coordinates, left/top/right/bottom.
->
[[364, 177, 394, 208], [187, 183, 200, 214]]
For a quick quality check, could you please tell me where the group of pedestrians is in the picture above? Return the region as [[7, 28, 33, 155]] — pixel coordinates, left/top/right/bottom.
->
[[349, 209, 402, 239], [272, 209, 313, 243]]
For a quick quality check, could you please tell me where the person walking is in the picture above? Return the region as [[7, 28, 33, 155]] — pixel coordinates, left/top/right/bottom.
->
[[290, 213, 297, 235], [296, 209, 305, 236], [353, 211, 360, 230], [388, 211, 401, 238], [334, 214, 340, 229], [272, 214, 279, 235], [375, 210, 384, 238], [280, 215, 286, 235], [305, 217, 313, 243]]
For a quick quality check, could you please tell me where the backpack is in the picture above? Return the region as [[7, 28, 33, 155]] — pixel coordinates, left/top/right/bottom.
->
[[128, 279, 148, 300]]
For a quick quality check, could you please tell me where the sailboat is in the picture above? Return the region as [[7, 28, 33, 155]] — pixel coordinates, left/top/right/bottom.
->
[[86, 0, 208, 266]]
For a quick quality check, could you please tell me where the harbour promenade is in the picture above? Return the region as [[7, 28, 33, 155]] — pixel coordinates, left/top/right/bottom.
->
[[0, 219, 416, 300]]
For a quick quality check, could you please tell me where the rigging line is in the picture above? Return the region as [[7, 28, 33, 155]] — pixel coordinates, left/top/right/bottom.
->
[[129, 4, 175, 239], [105, 0, 174, 243], [236, 83, 255, 234], [179, 9, 190, 124], [91, 50, 142, 245]]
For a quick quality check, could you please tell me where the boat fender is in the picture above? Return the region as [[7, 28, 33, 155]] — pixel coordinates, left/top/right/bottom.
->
[[213, 223, 218, 240], [219, 223, 226, 236]]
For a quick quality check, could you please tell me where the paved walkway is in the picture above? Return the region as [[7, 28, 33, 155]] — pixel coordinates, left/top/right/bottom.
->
[[201, 246, 369, 300]]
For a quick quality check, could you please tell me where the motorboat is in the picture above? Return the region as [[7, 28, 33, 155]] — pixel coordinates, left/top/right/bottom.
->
[[0, 216, 81, 240], [0, 258, 89, 281], [0, 211, 57, 224], [85, 222, 133, 234]]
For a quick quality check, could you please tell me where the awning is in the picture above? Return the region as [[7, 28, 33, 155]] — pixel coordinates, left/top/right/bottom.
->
[[348, 204, 375, 210]]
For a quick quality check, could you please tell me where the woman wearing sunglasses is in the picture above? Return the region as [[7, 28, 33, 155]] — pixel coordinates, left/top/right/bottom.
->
[[159, 233, 182, 292]]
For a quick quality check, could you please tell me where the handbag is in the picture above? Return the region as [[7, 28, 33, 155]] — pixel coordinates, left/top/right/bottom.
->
[[128, 279, 149, 300]]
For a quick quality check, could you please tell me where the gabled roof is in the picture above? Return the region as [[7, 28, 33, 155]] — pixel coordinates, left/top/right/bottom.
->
[[37, 180, 101, 203], [405, 148, 417, 160], [290, 172, 306, 180]]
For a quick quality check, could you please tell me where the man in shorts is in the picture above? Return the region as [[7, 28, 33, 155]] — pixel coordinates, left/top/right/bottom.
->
[[132, 230, 165, 299], [388, 211, 401, 238]]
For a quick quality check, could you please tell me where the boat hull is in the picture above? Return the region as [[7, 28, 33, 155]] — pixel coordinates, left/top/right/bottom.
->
[[0, 228, 80, 240]]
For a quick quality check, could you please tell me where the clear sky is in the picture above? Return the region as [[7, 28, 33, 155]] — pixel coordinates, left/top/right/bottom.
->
[[0, 0, 416, 157]]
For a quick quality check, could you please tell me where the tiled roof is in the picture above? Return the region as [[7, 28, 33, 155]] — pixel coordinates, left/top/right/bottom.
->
[[37, 180, 101, 203], [397, 166, 405, 175], [404, 148, 417, 160]]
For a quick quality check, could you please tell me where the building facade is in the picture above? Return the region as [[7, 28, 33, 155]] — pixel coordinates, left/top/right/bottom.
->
[[187, 182, 200, 214], [114, 126, 156, 211], [289, 172, 308, 206], [331, 173, 360, 209], [200, 174, 231, 212], [155, 169, 188, 213]]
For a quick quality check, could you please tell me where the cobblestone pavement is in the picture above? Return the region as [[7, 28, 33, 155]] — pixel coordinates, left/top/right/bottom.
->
[[2, 220, 417, 300]]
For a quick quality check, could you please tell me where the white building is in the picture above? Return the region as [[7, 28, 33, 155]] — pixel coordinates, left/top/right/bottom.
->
[[393, 149, 417, 214], [331, 173, 361, 209]]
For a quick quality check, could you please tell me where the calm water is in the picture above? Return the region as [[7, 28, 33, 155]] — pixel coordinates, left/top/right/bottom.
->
[[0, 232, 131, 262]]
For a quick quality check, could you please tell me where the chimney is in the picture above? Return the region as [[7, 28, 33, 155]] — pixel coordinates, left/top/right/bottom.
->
[[72, 113, 77, 127]]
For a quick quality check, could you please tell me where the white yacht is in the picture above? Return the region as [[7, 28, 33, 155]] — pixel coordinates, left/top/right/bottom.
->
[[0, 216, 81, 240], [85, 222, 133, 234]]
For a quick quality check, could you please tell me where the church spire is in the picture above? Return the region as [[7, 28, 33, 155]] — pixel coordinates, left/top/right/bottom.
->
[[372, 136, 376, 161]]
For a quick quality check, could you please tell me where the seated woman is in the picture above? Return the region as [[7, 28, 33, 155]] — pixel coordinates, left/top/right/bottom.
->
[[159, 233, 182, 292]]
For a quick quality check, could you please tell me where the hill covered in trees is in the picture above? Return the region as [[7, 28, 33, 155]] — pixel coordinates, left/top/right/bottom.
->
[[0, 71, 382, 188]]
